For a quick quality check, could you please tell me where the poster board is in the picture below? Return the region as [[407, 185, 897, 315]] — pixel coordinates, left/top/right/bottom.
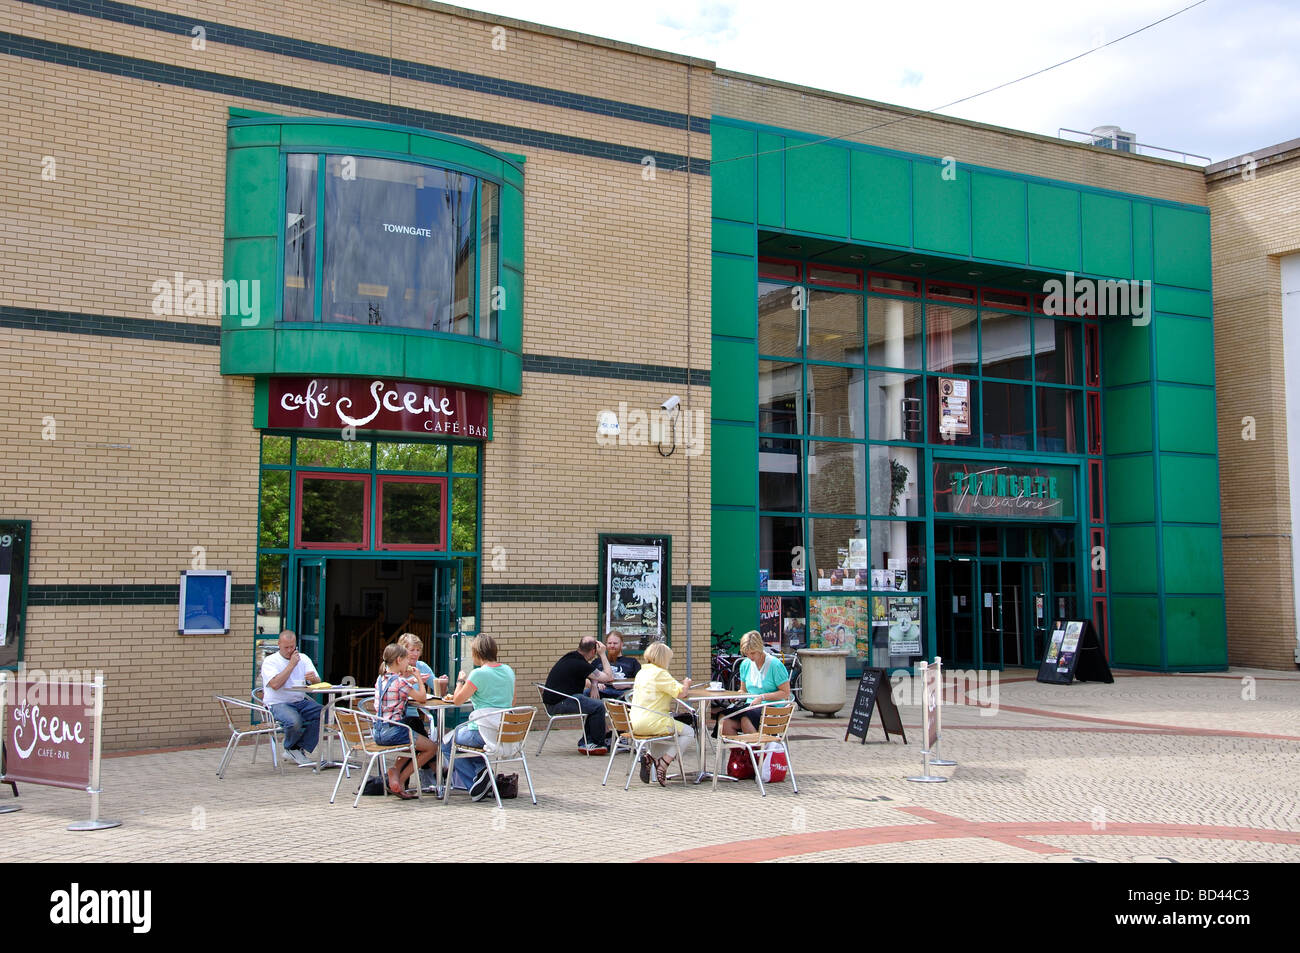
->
[[600, 535, 671, 647], [178, 570, 232, 635], [844, 668, 906, 744], [1036, 619, 1114, 685], [759, 596, 782, 646]]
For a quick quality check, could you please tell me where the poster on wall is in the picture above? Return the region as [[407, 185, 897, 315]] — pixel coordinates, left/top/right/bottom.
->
[[178, 570, 232, 635], [759, 596, 782, 646], [938, 378, 971, 436], [0, 523, 27, 668], [605, 542, 664, 644], [0, 538, 10, 647], [887, 597, 923, 656], [810, 597, 872, 658]]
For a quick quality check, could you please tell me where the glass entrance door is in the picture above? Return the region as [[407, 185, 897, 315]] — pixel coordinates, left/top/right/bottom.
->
[[936, 557, 976, 668], [430, 560, 461, 679], [295, 556, 326, 670]]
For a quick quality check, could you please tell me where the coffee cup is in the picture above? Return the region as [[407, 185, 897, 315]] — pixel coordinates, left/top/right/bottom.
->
[[708, 680, 723, 691]]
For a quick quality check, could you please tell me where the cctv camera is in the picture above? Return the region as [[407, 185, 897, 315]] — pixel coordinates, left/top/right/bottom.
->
[[661, 395, 681, 412]]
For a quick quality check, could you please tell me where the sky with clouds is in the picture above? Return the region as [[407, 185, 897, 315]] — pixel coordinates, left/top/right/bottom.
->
[[468, 0, 1299, 163]]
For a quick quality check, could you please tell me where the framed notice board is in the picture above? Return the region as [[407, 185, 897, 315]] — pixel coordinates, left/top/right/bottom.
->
[[0, 521, 30, 670], [1037, 619, 1113, 685]]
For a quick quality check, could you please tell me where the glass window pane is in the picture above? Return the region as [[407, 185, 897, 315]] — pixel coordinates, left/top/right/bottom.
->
[[929, 375, 979, 447], [808, 441, 865, 515], [982, 381, 1034, 450], [380, 479, 443, 547], [451, 477, 477, 551], [926, 304, 977, 375], [806, 290, 863, 364], [1035, 317, 1081, 384], [871, 520, 926, 591], [758, 282, 801, 357], [807, 517, 867, 581], [322, 156, 476, 333], [807, 364, 864, 439], [376, 442, 447, 472], [283, 154, 317, 323], [867, 296, 921, 369], [452, 445, 478, 473], [980, 310, 1031, 379], [296, 437, 371, 469], [460, 558, 477, 631], [781, 597, 806, 650], [259, 470, 290, 548], [759, 437, 802, 512], [870, 445, 922, 517], [478, 181, 499, 341], [1037, 388, 1081, 453], [257, 553, 287, 636], [868, 369, 923, 442], [261, 434, 291, 465], [809, 595, 871, 657], [760, 360, 802, 434], [759, 516, 802, 585], [300, 477, 367, 545]]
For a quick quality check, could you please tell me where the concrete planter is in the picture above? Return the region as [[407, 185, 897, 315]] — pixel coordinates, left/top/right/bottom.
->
[[795, 648, 850, 715]]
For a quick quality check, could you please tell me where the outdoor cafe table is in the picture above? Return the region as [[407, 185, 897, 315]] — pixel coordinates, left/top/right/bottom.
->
[[290, 684, 373, 772], [683, 688, 751, 783], [415, 697, 473, 797]]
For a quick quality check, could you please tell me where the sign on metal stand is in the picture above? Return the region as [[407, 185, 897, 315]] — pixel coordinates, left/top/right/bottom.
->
[[906, 661, 948, 783], [0, 672, 121, 831], [928, 656, 956, 767]]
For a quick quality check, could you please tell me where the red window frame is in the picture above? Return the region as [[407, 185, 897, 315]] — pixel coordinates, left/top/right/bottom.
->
[[979, 288, 1030, 311], [1088, 459, 1105, 524], [1090, 529, 1106, 592], [294, 471, 371, 550], [758, 257, 803, 282], [1085, 322, 1101, 386], [867, 272, 921, 297], [806, 263, 863, 289], [1087, 392, 1103, 455], [1092, 597, 1109, 656], [925, 280, 978, 303], [376, 474, 448, 551], [1032, 293, 1049, 314]]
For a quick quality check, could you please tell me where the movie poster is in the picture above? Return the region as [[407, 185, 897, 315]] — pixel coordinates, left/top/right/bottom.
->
[[606, 544, 663, 642]]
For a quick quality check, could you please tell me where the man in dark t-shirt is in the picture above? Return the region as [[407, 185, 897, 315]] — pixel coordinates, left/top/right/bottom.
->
[[543, 636, 612, 754]]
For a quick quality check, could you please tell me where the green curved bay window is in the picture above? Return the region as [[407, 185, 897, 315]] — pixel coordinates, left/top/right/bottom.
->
[[221, 112, 524, 395]]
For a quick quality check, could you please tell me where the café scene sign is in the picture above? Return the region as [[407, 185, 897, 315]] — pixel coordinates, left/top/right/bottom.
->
[[933, 461, 1076, 519], [269, 377, 490, 439]]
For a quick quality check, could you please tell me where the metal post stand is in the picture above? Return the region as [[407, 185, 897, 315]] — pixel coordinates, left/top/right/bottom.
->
[[68, 675, 121, 831], [929, 656, 956, 767]]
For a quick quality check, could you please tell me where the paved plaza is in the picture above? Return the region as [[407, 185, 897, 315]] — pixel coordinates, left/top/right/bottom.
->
[[3, 670, 1299, 863]]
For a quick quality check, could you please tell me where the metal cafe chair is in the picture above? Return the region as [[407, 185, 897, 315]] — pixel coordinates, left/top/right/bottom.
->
[[601, 699, 689, 790], [214, 695, 285, 779], [329, 707, 423, 808], [711, 702, 800, 797], [442, 707, 538, 808], [533, 683, 595, 754]]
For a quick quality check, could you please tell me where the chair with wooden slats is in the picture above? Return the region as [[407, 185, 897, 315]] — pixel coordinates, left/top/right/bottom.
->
[[711, 702, 799, 796], [442, 706, 538, 808], [601, 699, 689, 790], [329, 707, 422, 808]]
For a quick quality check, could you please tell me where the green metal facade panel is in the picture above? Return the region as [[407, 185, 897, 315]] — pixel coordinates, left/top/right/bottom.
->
[[757, 133, 784, 228], [713, 125, 756, 223], [1104, 455, 1155, 524], [1027, 183, 1081, 272], [1154, 287, 1212, 318], [1157, 316, 1215, 385], [711, 509, 757, 592], [712, 424, 757, 507], [711, 339, 757, 421], [971, 174, 1027, 263], [1081, 192, 1132, 278], [1159, 455, 1220, 524], [1101, 320, 1151, 387], [1161, 526, 1224, 594], [912, 165, 971, 256], [712, 255, 758, 338], [712, 220, 755, 257], [1108, 526, 1158, 593], [708, 593, 758, 642], [221, 117, 523, 394], [1157, 386, 1216, 453], [785, 143, 849, 237], [1164, 597, 1228, 667], [849, 151, 911, 248], [1103, 386, 1153, 454], [1132, 203, 1154, 282], [1110, 596, 1161, 666], [1153, 205, 1212, 290]]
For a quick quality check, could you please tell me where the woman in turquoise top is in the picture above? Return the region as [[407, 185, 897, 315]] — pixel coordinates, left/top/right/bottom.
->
[[717, 630, 791, 736], [440, 633, 516, 796]]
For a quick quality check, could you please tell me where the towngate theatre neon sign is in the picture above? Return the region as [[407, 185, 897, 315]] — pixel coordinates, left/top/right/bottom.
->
[[933, 461, 1075, 519], [269, 377, 490, 438]]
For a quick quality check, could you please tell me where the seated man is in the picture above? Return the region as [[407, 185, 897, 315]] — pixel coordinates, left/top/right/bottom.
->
[[589, 631, 641, 700], [260, 629, 323, 766], [543, 636, 613, 755]]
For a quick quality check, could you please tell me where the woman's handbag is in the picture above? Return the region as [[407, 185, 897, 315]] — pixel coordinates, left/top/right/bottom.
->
[[725, 748, 755, 780], [759, 744, 788, 783], [496, 773, 519, 799]]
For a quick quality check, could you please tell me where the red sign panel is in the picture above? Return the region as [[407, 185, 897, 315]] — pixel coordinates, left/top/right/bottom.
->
[[4, 679, 96, 790], [268, 377, 490, 439]]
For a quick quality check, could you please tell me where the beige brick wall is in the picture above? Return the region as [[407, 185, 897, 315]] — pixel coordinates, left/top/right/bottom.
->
[[1206, 154, 1300, 669], [0, 0, 714, 748]]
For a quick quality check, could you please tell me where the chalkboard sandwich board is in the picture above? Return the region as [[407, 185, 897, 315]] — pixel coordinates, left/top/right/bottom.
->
[[845, 668, 906, 744], [1037, 619, 1114, 685]]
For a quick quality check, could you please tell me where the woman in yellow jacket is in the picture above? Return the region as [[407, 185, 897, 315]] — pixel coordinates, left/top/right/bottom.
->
[[630, 641, 695, 785]]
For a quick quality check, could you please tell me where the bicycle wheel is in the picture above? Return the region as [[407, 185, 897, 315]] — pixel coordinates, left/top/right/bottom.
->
[[789, 665, 810, 712]]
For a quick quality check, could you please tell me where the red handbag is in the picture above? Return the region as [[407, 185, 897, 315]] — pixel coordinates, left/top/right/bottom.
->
[[726, 748, 755, 779]]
